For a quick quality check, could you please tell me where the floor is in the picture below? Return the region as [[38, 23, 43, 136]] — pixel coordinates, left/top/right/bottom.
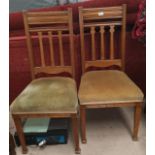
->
[[15, 107, 146, 155]]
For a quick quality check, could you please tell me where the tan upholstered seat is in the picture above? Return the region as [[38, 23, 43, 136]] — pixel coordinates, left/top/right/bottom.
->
[[78, 70, 144, 105], [11, 77, 78, 114]]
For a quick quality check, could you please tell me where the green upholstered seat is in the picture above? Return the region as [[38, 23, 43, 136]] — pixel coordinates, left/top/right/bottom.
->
[[10, 77, 78, 114], [78, 70, 144, 105]]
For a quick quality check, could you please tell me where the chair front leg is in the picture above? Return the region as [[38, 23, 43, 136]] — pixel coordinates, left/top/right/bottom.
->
[[13, 115, 28, 154], [71, 114, 81, 154], [80, 106, 87, 143], [133, 103, 142, 141]]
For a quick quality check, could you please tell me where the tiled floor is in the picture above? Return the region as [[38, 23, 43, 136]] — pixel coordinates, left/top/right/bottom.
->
[[15, 107, 146, 155]]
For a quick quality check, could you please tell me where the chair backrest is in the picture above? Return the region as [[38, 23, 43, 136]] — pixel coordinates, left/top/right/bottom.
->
[[79, 4, 127, 73], [23, 8, 75, 80]]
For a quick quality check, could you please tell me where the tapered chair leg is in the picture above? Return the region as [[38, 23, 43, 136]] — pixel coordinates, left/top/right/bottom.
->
[[71, 114, 81, 154], [133, 103, 142, 141], [80, 106, 87, 144], [13, 115, 28, 154]]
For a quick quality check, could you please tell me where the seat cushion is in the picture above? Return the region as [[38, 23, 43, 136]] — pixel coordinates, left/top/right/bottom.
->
[[78, 70, 144, 105], [10, 77, 78, 114]]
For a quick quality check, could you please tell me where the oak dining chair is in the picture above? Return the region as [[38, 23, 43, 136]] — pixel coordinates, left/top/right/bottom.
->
[[10, 8, 80, 154], [78, 4, 144, 143]]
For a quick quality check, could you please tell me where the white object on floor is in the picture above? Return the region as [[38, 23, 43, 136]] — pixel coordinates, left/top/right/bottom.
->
[[23, 118, 50, 133]]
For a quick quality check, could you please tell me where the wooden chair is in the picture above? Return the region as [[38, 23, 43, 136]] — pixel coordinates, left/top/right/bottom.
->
[[78, 4, 144, 143], [10, 9, 80, 154]]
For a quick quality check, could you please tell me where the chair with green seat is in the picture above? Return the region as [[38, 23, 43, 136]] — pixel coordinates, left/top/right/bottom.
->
[[10, 8, 80, 154], [78, 4, 144, 143]]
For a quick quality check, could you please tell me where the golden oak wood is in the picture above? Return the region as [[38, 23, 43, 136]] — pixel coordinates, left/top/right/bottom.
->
[[26, 11, 68, 16], [100, 26, 105, 60], [58, 30, 64, 66], [29, 26, 69, 32], [79, 7, 85, 73], [84, 21, 122, 27], [34, 66, 72, 75], [12, 9, 80, 154], [23, 9, 75, 79], [38, 31, 45, 67], [71, 114, 81, 154], [133, 104, 142, 140], [80, 106, 87, 144], [78, 4, 143, 143], [121, 4, 127, 71], [90, 26, 96, 60], [13, 116, 27, 154], [82, 6, 123, 20], [48, 31, 55, 66], [79, 5, 126, 72], [110, 25, 115, 59], [68, 8, 76, 79], [85, 59, 122, 69]]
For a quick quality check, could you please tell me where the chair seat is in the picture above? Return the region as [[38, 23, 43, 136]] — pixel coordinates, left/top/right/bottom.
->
[[10, 77, 78, 114], [78, 70, 144, 105]]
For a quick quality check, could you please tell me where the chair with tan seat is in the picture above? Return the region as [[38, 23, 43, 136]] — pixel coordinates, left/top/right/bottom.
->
[[78, 4, 144, 143], [10, 9, 80, 154]]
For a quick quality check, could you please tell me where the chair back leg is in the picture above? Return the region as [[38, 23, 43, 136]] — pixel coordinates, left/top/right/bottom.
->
[[133, 103, 142, 140], [71, 114, 81, 154], [80, 106, 87, 143]]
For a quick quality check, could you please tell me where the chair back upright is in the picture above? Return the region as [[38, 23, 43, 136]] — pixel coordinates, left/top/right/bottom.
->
[[23, 8, 75, 80], [79, 4, 127, 73]]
